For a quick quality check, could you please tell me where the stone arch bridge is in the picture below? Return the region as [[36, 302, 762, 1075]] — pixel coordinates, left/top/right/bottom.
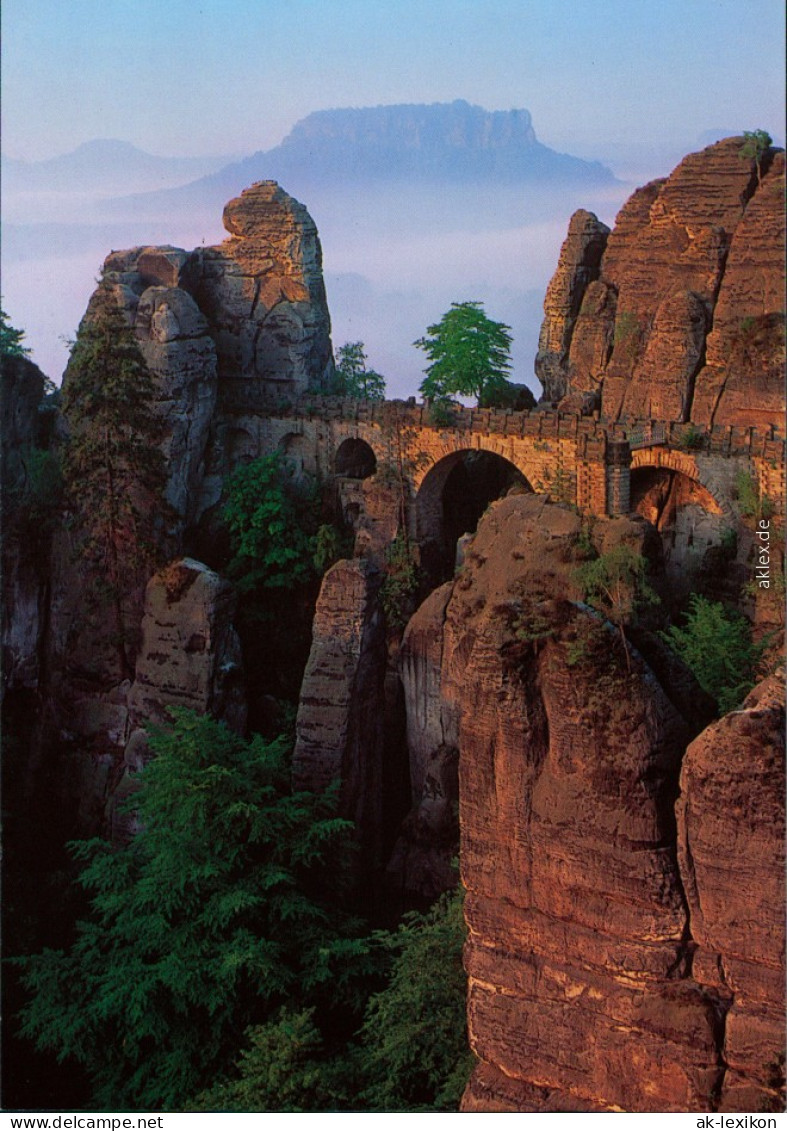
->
[[215, 390, 785, 537]]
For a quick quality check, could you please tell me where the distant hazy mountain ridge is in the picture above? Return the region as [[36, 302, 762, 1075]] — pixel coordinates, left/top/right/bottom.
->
[[2, 140, 231, 196], [223, 100, 614, 184]]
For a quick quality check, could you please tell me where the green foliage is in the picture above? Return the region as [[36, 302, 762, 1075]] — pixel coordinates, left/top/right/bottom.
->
[[415, 301, 514, 406], [480, 381, 536, 411], [312, 522, 351, 574], [679, 423, 706, 451], [333, 341, 386, 400], [740, 129, 773, 184], [16, 710, 369, 1111], [355, 888, 473, 1112], [0, 304, 31, 358], [195, 1007, 341, 1112], [575, 544, 659, 668], [223, 453, 320, 591], [613, 310, 644, 363], [660, 594, 765, 715], [61, 289, 167, 674], [427, 395, 457, 428], [734, 470, 775, 521], [195, 887, 472, 1113], [380, 533, 420, 630]]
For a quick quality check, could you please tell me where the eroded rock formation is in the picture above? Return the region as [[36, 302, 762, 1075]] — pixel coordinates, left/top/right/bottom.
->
[[293, 558, 388, 857], [393, 493, 783, 1112], [535, 209, 610, 403], [105, 558, 246, 838], [538, 138, 785, 427], [677, 671, 786, 1111], [187, 181, 334, 399], [1, 355, 49, 691]]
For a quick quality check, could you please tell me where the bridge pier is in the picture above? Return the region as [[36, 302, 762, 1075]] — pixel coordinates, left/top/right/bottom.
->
[[605, 439, 632, 516]]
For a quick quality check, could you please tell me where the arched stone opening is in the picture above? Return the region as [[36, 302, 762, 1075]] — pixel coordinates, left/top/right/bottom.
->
[[278, 432, 314, 482], [416, 449, 532, 586], [335, 437, 377, 480], [630, 466, 730, 595], [224, 426, 258, 467]]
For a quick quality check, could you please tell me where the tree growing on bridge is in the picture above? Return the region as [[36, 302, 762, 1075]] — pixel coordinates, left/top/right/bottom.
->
[[334, 341, 386, 400], [415, 301, 514, 408]]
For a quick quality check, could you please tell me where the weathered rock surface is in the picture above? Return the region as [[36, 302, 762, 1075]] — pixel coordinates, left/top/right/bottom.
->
[[390, 583, 460, 898], [395, 493, 782, 1112], [537, 138, 785, 428], [293, 558, 387, 856], [439, 498, 708, 1111], [95, 558, 245, 838], [692, 151, 786, 428], [1, 354, 48, 692], [677, 671, 786, 1112], [1, 353, 46, 491], [126, 558, 246, 746], [79, 264, 219, 525], [535, 209, 610, 402], [133, 285, 218, 521], [187, 181, 334, 400]]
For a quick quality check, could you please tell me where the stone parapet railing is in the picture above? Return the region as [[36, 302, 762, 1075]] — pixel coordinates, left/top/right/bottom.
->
[[215, 383, 785, 460]]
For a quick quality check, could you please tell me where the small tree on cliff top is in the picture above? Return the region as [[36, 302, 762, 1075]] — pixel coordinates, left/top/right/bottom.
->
[[415, 301, 513, 407], [61, 287, 166, 677], [739, 129, 772, 185]]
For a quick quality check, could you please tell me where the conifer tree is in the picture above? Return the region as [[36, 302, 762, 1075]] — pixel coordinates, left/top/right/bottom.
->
[[61, 286, 167, 677], [17, 710, 371, 1111]]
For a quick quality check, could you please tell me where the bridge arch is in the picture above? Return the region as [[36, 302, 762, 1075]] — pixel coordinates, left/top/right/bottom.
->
[[335, 437, 377, 480], [630, 449, 732, 591], [415, 449, 533, 584]]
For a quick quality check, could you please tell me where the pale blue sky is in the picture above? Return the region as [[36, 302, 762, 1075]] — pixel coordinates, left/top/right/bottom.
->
[[2, 0, 784, 161]]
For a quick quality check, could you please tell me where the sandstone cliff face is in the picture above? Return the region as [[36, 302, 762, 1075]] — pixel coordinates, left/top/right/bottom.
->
[[537, 138, 785, 428], [535, 209, 610, 402], [391, 583, 460, 898], [677, 671, 786, 1111], [187, 181, 334, 400], [395, 494, 783, 1112], [111, 558, 246, 838], [32, 182, 333, 827], [293, 558, 388, 857], [1, 355, 48, 691]]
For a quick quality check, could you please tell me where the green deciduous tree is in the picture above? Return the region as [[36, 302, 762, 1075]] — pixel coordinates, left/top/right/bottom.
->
[[61, 287, 167, 677], [222, 452, 319, 592], [740, 129, 773, 185], [334, 341, 386, 400], [660, 594, 765, 715], [17, 710, 370, 1111], [415, 301, 514, 407]]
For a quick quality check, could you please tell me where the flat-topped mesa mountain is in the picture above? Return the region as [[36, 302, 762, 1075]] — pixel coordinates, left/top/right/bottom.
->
[[99, 101, 615, 220], [251, 100, 615, 184], [536, 137, 785, 428]]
